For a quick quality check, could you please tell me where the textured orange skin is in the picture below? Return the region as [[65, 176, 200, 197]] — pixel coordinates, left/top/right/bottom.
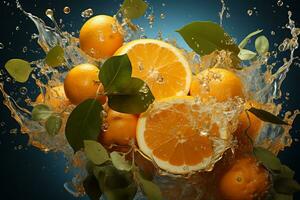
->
[[190, 68, 244, 102], [79, 15, 124, 59], [99, 109, 138, 146], [219, 156, 270, 200], [64, 63, 106, 105]]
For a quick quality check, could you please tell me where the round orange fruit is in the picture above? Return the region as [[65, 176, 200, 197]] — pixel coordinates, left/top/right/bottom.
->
[[99, 109, 138, 146], [64, 63, 106, 105], [190, 68, 244, 102], [219, 156, 270, 200], [79, 15, 124, 59], [35, 85, 70, 112]]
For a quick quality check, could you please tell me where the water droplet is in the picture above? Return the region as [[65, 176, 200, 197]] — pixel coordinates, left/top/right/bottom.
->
[[160, 13, 165, 20], [31, 33, 38, 39], [0, 43, 4, 49], [22, 46, 27, 53], [6, 77, 11, 82], [147, 14, 155, 28], [247, 9, 253, 16], [63, 6, 71, 14], [19, 87, 28, 95], [271, 31, 276, 35], [15, 26, 20, 31], [9, 128, 18, 134], [162, 3, 166, 7], [225, 12, 230, 18], [98, 31, 105, 42], [138, 61, 144, 71], [45, 9, 53, 18], [277, 0, 283, 7], [81, 8, 93, 18]]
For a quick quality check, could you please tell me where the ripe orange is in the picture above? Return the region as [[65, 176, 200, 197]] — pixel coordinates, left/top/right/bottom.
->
[[115, 39, 192, 100], [64, 63, 106, 105], [35, 85, 70, 112], [79, 15, 124, 60], [219, 156, 270, 200], [136, 96, 232, 174], [190, 68, 244, 102], [236, 101, 264, 141], [99, 109, 138, 146]]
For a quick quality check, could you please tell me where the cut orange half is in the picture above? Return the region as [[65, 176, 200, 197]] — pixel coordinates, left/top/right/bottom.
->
[[136, 96, 234, 174], [115, 39, 192, 100]]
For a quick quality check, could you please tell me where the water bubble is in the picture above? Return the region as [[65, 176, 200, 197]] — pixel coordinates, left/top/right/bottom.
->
[[271, 31, 276, 35], [162, 3, 166, 7], [31, 33, 38, 39], [81, 8, 93, 18], [6, 77, 11, 82], [19, 87, 28, 95], [225, 13, 230, 18], [247, 9, 253, 16], [277, 0, 283, 7], [9, 128, 18, 134], [160, 13, 165, 20], [15, 26, 20, 31], [147, 14, 155, 28], [22, 46, 28, 53], [138, 61, 144, 71], [0, 43, 4, 49], [0, 122, 5, 127], [63, 6, 71, 14], [45, 9, 53, 18], [98, 31, 105, 42]]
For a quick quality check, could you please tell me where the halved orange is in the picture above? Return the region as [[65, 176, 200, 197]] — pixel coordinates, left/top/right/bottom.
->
[[115, 39, 192, 100], [136, 96, 234, 174]]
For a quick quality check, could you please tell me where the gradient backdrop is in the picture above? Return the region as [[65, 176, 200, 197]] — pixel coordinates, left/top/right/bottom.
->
[[0, 0, 299, 199]]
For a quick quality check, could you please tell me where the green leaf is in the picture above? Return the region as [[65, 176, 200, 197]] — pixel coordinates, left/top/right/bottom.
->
[[273, 193, 293, 200], [100, 54, 132, 94], [280, 165, 295, 179], [253, 147, 282, 171], [5, 59, 33, 83], [274, 177, 300, 194], [99, 54, 154, 114], [238, 29, 263, 49], [45, 46, 65, 67], [108, 78, 154, 114], [32, 104, 53, 121], [248, 107, 289, 125], [177, 21, 240, 56], [84, 140, 110, 165], [238, 49, 257, 60], [45, 114, 62, 136], [136, 171, 163, 200], [65, 99, 103, 152], [94, 164, 137, 200], [83, 175, 102, 200], [120, 0, 148, 19], [110, 152, 132, 171], [255, 35, 269, 55]]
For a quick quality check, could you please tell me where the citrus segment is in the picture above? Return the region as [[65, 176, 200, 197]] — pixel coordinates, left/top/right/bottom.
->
[[115, 39, 192, 100], [136, 96, 233, 174]]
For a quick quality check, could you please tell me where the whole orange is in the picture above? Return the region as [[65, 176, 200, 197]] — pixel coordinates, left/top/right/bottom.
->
[[99, 109, 138, 146], [219, 156, 270, 200], [64, 63, 106, 105], [79, 15, 124, 60], [190, 68, 244, 102], [35, 85, 70, 112]]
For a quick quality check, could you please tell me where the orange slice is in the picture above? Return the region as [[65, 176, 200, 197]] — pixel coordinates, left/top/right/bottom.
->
[[136, 96, 233, 174], [115, 39, 192, 100]]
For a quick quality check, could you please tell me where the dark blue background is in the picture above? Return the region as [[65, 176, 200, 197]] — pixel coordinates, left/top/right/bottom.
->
[[0, 0, 299, 199]]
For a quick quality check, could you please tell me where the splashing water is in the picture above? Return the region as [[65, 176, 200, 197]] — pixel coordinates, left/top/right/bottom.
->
[[0, 1, 299, 199]]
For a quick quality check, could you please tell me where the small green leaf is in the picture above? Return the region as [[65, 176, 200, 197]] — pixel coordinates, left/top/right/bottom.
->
[[238, 49, 257, 60], [120, 0, 148, 19], [238, 29, 263, 49], [94, 164, 137, 200], [273, 193, 293, 200], [177, 21, 240, 56], [248, 107, 289, 125], [83, 175, 102, 200], [45, 114, 62, 136], [136, 171, 163, 200], [100, 54, 132, 94], [84, 140, 110, 165], [65, 99, 103, 152], [280, 165, 295, 179], [5, 59, 33, 83], [274, 177, 300, 194], [108, 78, 154, 114], [110, 152, 132, 171], [255, 35, 269, 55], [99, 54, 154, 114], [45, 46, 65, 67], [253, 147, 282, 171], [32, 104, 53, 121]]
